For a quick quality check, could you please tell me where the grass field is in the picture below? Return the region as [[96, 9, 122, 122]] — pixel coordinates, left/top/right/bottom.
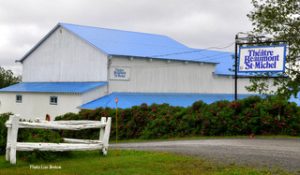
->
[[0, 150, 293, 175]]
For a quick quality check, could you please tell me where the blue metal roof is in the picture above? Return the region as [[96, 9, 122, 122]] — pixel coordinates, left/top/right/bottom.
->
[[60, 23, 220, 64], [80, 92, 256, 109], [51, 23, 269, 76], [0, 82, 107, 94], [18, 23, 282, 77]]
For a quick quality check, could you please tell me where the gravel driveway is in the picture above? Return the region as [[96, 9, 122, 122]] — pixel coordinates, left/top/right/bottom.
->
[[112, 138, 300, 172]]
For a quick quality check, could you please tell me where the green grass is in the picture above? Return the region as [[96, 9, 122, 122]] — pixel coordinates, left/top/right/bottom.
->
[[0, 150, 294, 175]]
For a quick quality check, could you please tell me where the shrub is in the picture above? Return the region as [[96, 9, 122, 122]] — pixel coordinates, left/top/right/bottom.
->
[[17, 128, 70, 162], [55, 96, 300, 140], [0, 113, 10, 154]]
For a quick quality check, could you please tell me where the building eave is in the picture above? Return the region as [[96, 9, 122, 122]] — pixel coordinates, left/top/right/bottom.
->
[[109, 54, 218, 65]]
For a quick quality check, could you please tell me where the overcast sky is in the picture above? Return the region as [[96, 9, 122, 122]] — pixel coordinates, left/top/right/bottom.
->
[[0, 0, 254, 75]]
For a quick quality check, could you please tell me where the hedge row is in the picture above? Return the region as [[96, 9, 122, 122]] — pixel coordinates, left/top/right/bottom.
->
[[0, 95, 299, 162], [1, 96, 299, 161], [56, 96, 300, 140]]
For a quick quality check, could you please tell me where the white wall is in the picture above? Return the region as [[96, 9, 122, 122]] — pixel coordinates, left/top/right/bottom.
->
[[108, 57, 261, 94], [0, 93, 81, 120], [22, 27, 108, 82], [81, 86, 108, 104]]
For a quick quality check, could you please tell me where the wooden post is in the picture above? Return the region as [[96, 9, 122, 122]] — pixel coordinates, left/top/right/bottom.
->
[[99, 117, 106, 142], [9, 114, 20, 164], [102, 117, 111, 155]]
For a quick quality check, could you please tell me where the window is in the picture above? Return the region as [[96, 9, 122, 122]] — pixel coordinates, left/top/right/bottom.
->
[[16, 95, 22, 103], [50, 96, 58, 105]]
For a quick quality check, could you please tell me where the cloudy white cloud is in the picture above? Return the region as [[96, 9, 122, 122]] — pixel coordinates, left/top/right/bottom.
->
[[0, 0, 254, 75]]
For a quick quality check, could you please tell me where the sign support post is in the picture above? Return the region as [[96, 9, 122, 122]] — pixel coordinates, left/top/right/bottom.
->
[[115, 97, 119, 145], [234, 34, 238, 101]]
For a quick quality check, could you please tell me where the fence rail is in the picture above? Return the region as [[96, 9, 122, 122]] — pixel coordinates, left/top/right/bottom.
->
[[5, 114, 112, 164]]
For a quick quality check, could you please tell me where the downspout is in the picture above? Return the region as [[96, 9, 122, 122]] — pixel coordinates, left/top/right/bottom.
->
[[107, 55, 112, 94]]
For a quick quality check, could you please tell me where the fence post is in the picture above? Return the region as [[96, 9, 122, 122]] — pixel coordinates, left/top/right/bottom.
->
[[9, 114, 20, 164], [102, 117, 111, 155], [99, 117, 106, 142]]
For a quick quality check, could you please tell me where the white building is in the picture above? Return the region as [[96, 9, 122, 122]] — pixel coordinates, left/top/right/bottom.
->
[[0, 23, 272, 120]]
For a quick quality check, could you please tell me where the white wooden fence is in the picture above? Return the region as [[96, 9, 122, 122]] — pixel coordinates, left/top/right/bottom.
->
[[5, 114, 112, 164]]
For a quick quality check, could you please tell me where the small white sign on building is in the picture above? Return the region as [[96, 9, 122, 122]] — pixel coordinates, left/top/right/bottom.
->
[[110, 67, 130, 80], [238, 45, 286, 73]]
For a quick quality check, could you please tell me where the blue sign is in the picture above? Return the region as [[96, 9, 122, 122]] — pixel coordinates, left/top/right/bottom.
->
[[114, 68, 126, 78]]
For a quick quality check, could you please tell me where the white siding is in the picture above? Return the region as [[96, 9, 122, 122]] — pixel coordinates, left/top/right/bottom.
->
[[108, 57, 261, 94], [0, 93, 81, 120], [22, 27, 108, 82], [81, 86, 108, 104]]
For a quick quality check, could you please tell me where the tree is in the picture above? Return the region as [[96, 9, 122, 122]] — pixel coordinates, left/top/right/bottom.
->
[[0, 67, 21, 89], [247, 0, 300, 98]]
